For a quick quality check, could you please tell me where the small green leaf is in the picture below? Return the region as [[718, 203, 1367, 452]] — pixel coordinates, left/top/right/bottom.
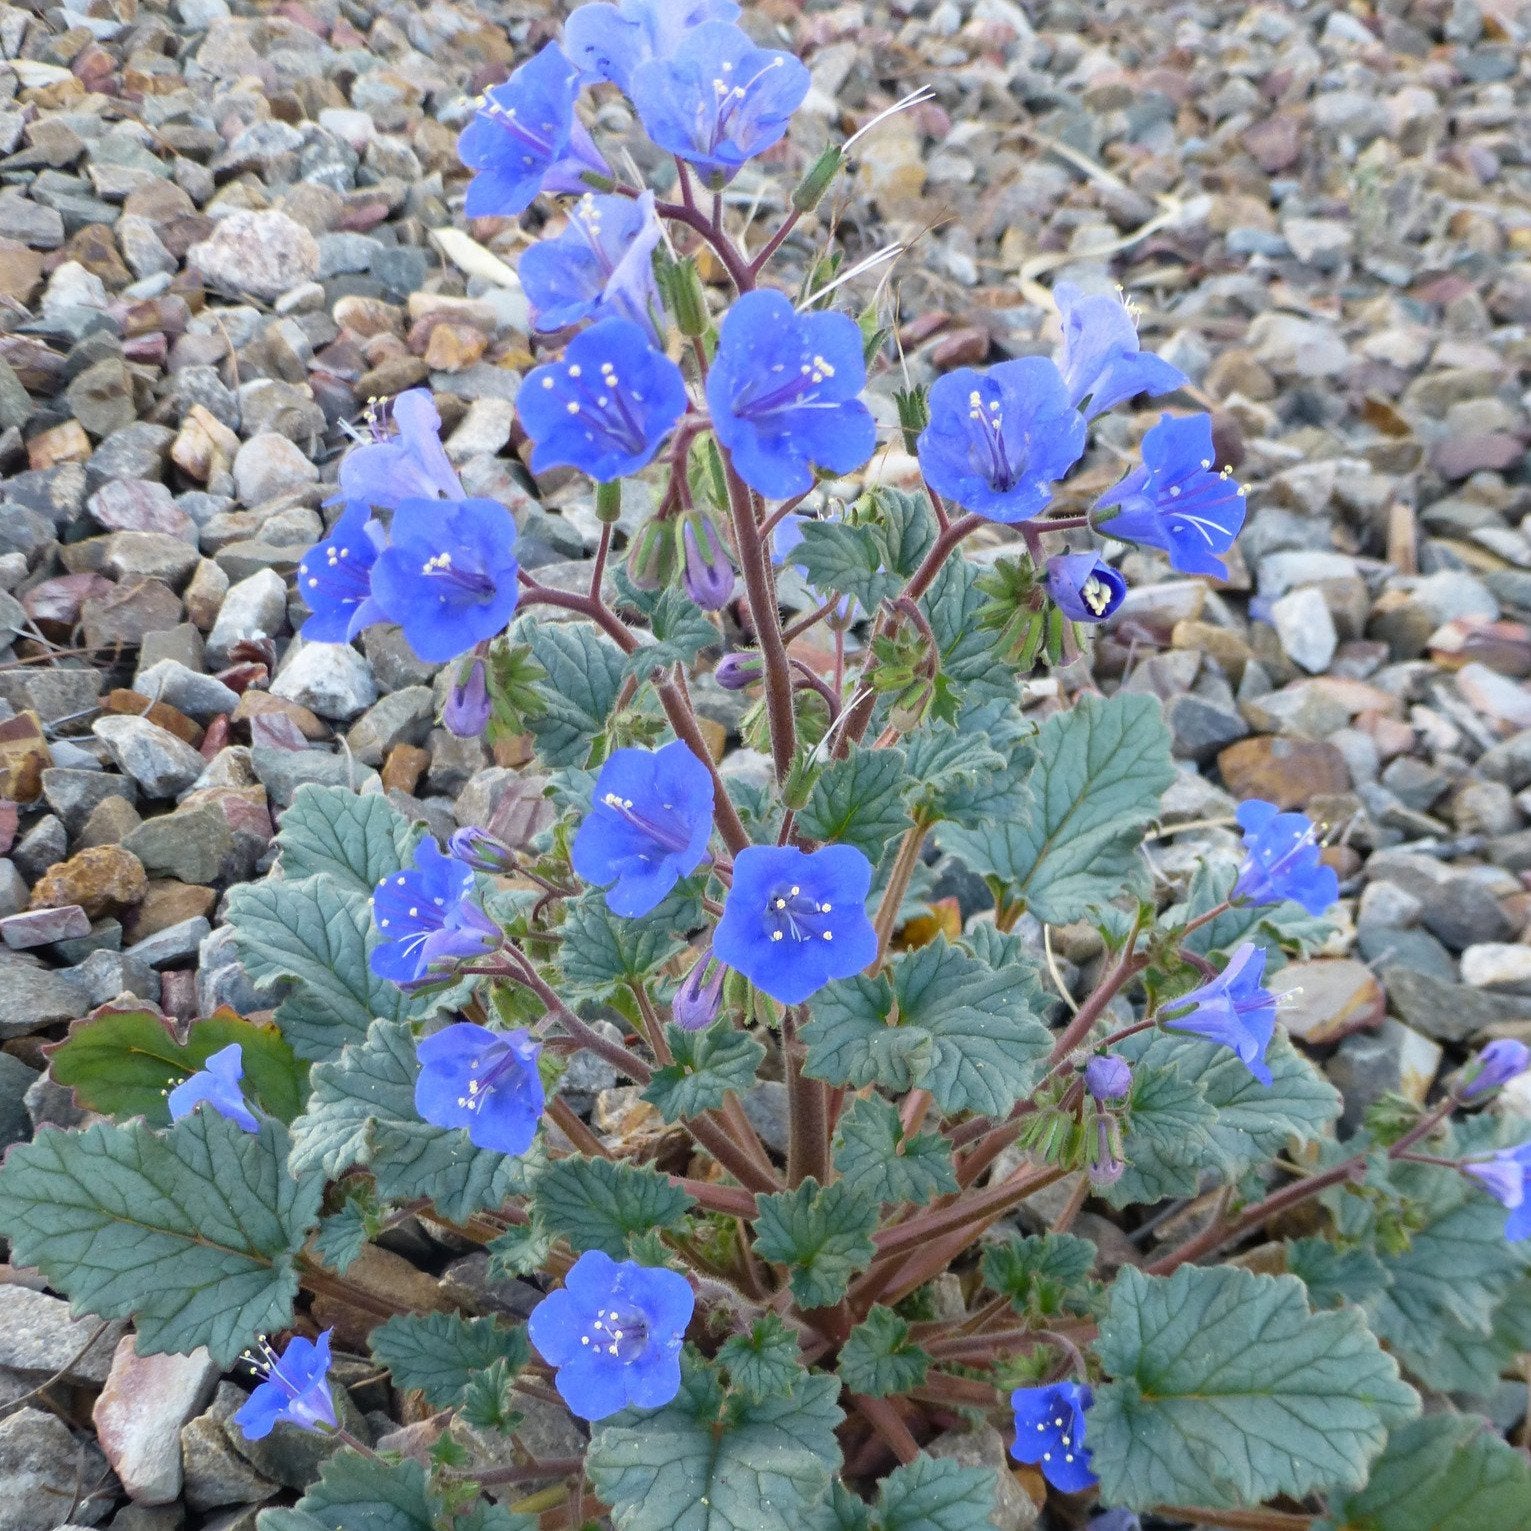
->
[[753, 1177, 877, 1309], [533, 1157, 695, 1257], [792, 520, 904, 612], [981, 1232, 1096, 1312], [258, 1449, 511, 1531], [1285, 1238, 1388, 1311], [623, 587, 719, 680], [459, 1355, 524, 1432], [832, 1095, 956, 1208], [643, 1023, 766, 1123], [839, 1307, 930, 1398], [313, 1200, 373, 1275], [559, 889, 699, 999], [798, 746, 913, 861], [487, 1218, 556, 1279], [371, 1312, 530, 1410], [875, 1455, 997, 1531], [511, 618, 629, 768], [275, 783, 417, 894], [919, 555, 1019, 714], [718, 1313, 802, 1402]]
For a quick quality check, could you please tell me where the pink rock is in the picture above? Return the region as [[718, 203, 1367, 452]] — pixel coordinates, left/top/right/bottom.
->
[[87, 479, 196, 540], [92, 1335, 219, 1504], [1431, 432, 1525, 480], [0, 904, 91, 949]]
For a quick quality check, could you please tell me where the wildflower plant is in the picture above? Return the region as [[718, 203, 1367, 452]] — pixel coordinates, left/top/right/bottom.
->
[[5, 11, 1531, 1531]]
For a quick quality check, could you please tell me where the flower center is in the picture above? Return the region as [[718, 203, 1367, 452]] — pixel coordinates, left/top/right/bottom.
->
[[965, 389, 1021, 492], [1080, 575, 1112, 615], [456, 1040, 528, 1114], [550, 358, 649, 454], [1038, 1407, 1080, 1467], [732, 349, 838, 418], [419, 550, 499, 605], [764, 883, 835, 945], [600, 792, 694, 857], [580, 1303, 649, 1361], [480, 95, 557, 169], [1156, 454, 1244, 545], [698, 57, 786, 154], [300, 539, 370, 603]]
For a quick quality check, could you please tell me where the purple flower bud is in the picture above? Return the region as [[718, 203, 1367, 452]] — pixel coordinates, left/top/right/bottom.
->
[[1085, 1054, 1132, 1103], [1462, 1039, 1531, 1100], [449, 826, 516, 876], [673, 951, 726, 1031], [715, 652, 763, 690], [680, 513, 735, 611], [1046, 552, 1126, 624], [1088, 1114, 1124, 1188], [443, 656, 492, 737]]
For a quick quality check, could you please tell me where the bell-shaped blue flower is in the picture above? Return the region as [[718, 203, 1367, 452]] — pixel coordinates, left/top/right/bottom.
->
[[712, 844, 877, 1005], [370, 836, 501, 984], [168, 1043, 259, 1134], [458, 43, 609, 218], [1464, 1142, 1531, 1241], [296, 501, 388, 644], [1162, 941, 1277, 1086], [234, 1332, 337, 1441], [1096, 413, 1246, 579], [1054, 281, 1186, 420], [1232, 799, 1338, 918], [519, 316, 687, 482], [707, 289, 876, 499], [1462, 1040, 1531, 1101], [917, 357, 1087, 524], [369, 497, 520, 665], [1011, 1381, 1096, 1493], [1046, 552, 1125, 624], [629, 22, 809, 183], [337, 390, 463, 510], [1084, 1054, 1132, 1104], [520, 190, 665, 344], [571, 741, 715, 917], [415, 1022, 544, 1156], [527, 1249, 694, 1420], [564, 0, 740, 92], [443, 655, 492, 738]]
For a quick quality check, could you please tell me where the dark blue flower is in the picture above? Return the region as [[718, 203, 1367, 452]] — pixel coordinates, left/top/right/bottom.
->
[[1084, 1054, 1132, 1104], [1232, 799, 1338, 918], [1464, 1142, 1531, 1241], [1011, 1381, 1096, 1493], [564, 0, 740, 92], [458, 43, 609, 218], [571, 741, 715, 918], [369, 497, 520, 665], [917, 357, 1087, 524], [519, 190, 665, 343], [629, 22, 809, 183], [1054, 281, 1186, 420], [443, 655, 492, 738], [1162, 942, 1277, 1086], [527, 1249, 693, 1420], [707, 289, 876, 499], [712, 844, 877, 1005], [337, 389, 463, 510], [672, 951, 724, 1030], [168, 1043, 259, 1134], [679, 511, 735, 610], [1096, 413, 1246, 579], [1462, 1040, 1531, 1101], [1046, 552, 1126, 624], [234, 1332, 337, 1441], [370, 836, 500, 984], [296, 501, 388, 644], [519, 316, 687, 482], [415, 1022, 544, 1156]]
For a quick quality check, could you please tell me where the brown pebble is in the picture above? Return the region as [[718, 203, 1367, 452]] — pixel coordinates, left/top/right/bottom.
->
[[30, 845, 148, 917]]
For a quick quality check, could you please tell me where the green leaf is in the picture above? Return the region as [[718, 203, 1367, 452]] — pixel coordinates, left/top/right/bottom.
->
[[901, 723, 1025, 830], [371, 1312, 529, 1410], [0, 1114, 318, 1366], [981, 1232, 1096, 1310], [290, 1020, 537, 1223], [792, 520, 904, 612], [623, 587, 718, 680], [313, 1200, 373, 1274], [753, 1177, 877, 1309], [512, 618, 629, 767], [803, 940, 1050, 1117], [864, 489, 938, 578], [1091, 1265, 1419, 1511], [487, 1218, 556, 1279], [798, 746, 913, 861], [643, 1023, 765, 1123], [717, 1314, 803, 1403], [586, 1357, 843, 1531], [46, 1005, 307, 1125], [839, 1306, 930, 1398], [920, 555, 1018, 712], [1102, 1051, 1219, 1207], [275, 783, 416, 894], [832, 1095, 956, 1208], [459, 1355, 523, 1431], [875, 1456, 997, 1531], [1284, 1238, 1388, 1311], [533, 1157, 694, 1257], [1318, 1414, 1531, 1531], [941, 693, 1174, 922], [257, 1450, 484, 1531], [559, 889, 698, 1000]]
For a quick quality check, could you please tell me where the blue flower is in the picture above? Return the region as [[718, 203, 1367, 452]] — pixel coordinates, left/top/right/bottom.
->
[[1084, 1054, 1132, 1104], [1011, 1381, 1096, 1493], [168, 1043, 259, 1134], [337, 389, 464, 510], [519, 190, 665, 344], [680, 511, 735, 610], [712, 844, 877, 1005], [369, 497, 520, 665], [527, 1249, 693, 1420], [415, 1022, 544, 1156], [1464, 1142, 1531, 1241], [1054, 281, 1186, 420], [707, 289, 876, 499], [443, 655, 492, 738], [370, 836, 500, 984], [1095, 413, 1246, 579], [234, 1332, 337, 1441], [1162, 942, 1277, 1086], [296, 501, 388, 644], [571, 741, 715, 918], [519, 316, 687, 482], [917, 357, 1087, 523], [458, 43, 608, 218], [629, 22, 809, 183], [564, 0, 740, 92], [1046, 552, 1126, 624], [1462, 1040, 1531, 1101], [1232, 799, 1338, 918]]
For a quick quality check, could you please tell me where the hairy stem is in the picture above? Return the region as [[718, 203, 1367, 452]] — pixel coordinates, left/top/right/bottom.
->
[[871, 820, 929, 967], [783, 1008, 830, 1188]]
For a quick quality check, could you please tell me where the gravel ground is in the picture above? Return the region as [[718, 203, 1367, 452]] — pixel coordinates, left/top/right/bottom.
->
[[0, 0, 1526, 1524]]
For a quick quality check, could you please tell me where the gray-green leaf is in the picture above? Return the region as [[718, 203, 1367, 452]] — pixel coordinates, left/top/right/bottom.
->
[[276, 783, 417, 894], [753, 1177, 878, 1309], [643, 1023, 766, 1123], [533, 1156, 695, 1257], [798, 746, 913, 861], [833, 1095, 957, 1208], [370, 1312, 529, 1410], [876, 1456, 998, 1531], [512, 618, 629, 768], [839, 1306, 930, 1398]]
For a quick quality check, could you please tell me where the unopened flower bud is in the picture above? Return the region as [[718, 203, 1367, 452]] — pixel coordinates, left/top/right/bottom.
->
[[595, 479, 623, 524], [895, 385, 929, 456], [1085, 1054, 1132, 1104], [1046, 552, 1126, 625], [792, 143, 842, 213], [1088, 1114, 1125, 1187], [626, 518, 678, 591], [443, 656, 491, 737], [662, 253, 712, 339], [715, 652, 763, 690], [1461, 1038, 1531, 1100], [449, 826, 516, 876], [679, 512, 735, 611], [673, 951, 726, 1031]]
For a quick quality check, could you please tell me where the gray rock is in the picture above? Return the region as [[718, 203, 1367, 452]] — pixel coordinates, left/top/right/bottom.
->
[[248, 745, 376, 808], [0, 1051, 39, 1148], [69, 945, 160, 1006], [1383, 966, 1530, 1044], [1165, 692, 1248, 763], [12, 816, 68, 883], [1270, 585, 1339, 674], [132, 661, 239, 721], [126, 917, 212, 969], [41, 770, 137, 839], [344, 686, 434, 765], [0, 954, 91, 1036], [67, 355, 138, 440], [122, 802, 234, 884], [231, 432, 318, 504], [0, 1408, 113, 1530], [206, 569, 287, 664], [92, 716, 206, 799], [1419, 876, 1515, 952], [180, 1386, 278, 1512], [0, 860, 27, 918], [0, 668, 103, 725], [270, 642, 377, 722], [188, 211, 320, 302], [92, 1337, 219, 1506], [0, 1287, 126, 1383]]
